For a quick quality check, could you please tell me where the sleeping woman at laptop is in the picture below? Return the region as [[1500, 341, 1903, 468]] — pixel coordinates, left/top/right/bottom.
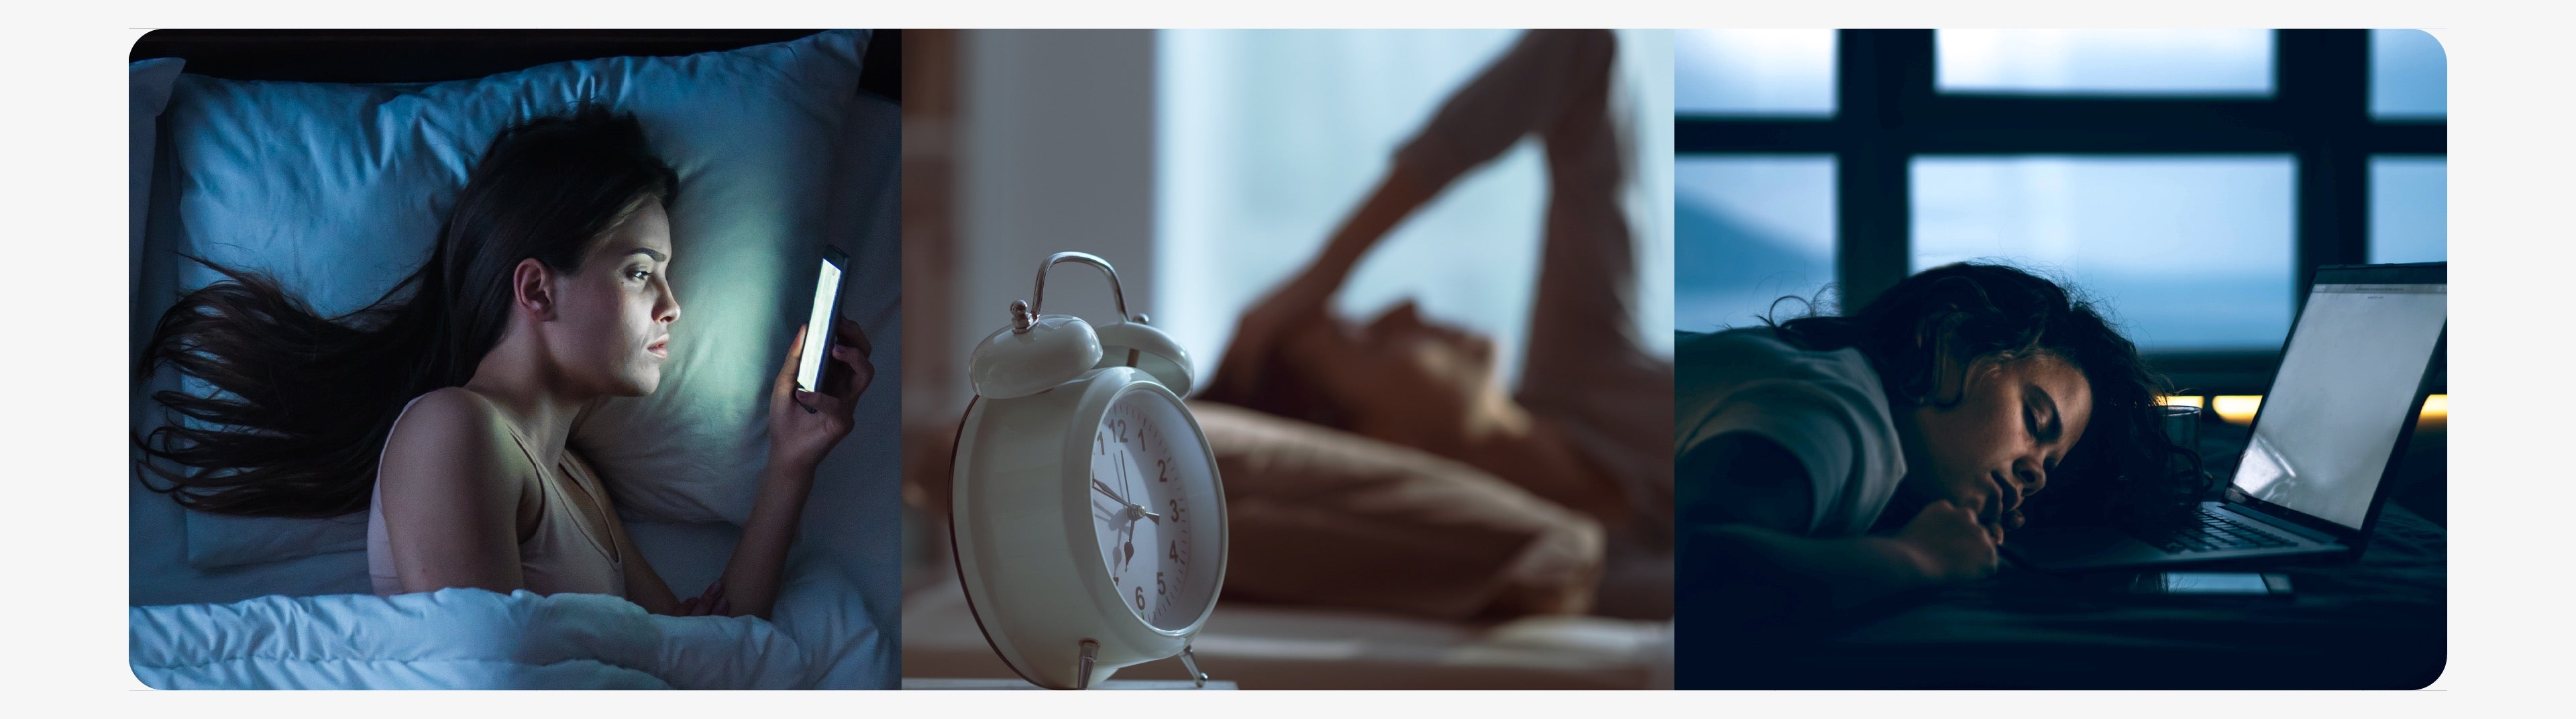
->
[[1674, 263, 2202, 634]]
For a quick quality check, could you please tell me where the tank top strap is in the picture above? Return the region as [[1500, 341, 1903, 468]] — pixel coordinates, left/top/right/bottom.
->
[[480, 400, 626, 572], [368, 391, 627, 598]]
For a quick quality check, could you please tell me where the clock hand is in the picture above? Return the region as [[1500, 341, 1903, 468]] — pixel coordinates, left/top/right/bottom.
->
[[1119, 518, 1138, 573], [1118, 458, 1136, 503], [1091, 478, 1131, 505], [1099, 474, 1167, 525]]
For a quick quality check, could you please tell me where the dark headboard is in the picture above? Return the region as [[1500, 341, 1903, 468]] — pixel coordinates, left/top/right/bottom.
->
[[129, 29, 899, 103]]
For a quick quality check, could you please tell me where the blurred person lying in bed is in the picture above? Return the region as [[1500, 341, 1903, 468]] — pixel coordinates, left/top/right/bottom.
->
[[134, 107, 873, 620], [1194, 30, 1672, 621], [1671, 262, 2205, 660]]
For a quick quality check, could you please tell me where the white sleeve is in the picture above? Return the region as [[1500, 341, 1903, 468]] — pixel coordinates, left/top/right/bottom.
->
[[1701, 378, 1874, 535]]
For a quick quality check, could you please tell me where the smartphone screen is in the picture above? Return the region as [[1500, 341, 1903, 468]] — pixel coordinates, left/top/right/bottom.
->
[[2141, 572, 2274, 595], [796, 252, 847, 393]]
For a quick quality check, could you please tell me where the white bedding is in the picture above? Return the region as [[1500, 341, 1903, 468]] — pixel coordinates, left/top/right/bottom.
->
[[131, 588, 806, 689], [902, 566, 1673, 689]]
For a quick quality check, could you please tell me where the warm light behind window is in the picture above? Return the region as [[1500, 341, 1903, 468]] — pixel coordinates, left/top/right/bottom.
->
[[2418, 394, 2447, 429], [2203, 394, 2445, 427], [2157, 395, 2206, 410], [2212, 395, 2263, 424]]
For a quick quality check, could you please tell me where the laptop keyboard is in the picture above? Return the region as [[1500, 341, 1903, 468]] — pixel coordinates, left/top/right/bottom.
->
[[2144, 507, 2300, 553]]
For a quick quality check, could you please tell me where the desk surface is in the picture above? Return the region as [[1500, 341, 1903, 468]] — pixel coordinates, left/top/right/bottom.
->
[[902, 678, 1239, 690], [1682, 503, 2447, 689]]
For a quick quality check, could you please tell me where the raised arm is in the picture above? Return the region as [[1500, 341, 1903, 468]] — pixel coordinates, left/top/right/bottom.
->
[[375, 388, 536, 596], [673, 317, 875, 620], [1319, 30, 1619, 290], [1209, 30, 1621, 401]]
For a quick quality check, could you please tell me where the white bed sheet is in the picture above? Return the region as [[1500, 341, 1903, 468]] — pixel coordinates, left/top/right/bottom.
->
[[131, 588, 806, 689], [900, 565, 1672, 690]]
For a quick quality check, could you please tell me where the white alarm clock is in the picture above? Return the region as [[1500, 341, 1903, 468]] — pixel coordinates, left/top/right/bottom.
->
[[949, 252, 1228, 689]]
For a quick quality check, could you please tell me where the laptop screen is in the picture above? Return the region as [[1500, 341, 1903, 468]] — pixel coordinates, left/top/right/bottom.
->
[[2230, 280, 2446, 530]]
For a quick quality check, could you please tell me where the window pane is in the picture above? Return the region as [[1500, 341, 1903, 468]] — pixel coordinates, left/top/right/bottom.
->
[[1675, 30, 1835, 117], [2370, 156, 2447, 264], [1912, 156, 2296, 351], [1676, 156, 1836, 333], [2370, 29, 2448, 120], [1159, 30, 1530, 382], [1158, 30, 1675, 384], [1937, 30, 2275, 96]]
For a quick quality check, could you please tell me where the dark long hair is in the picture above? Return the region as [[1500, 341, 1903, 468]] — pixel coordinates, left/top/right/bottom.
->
[[134, 107, 678, 518], [1765, 262, 2202, 528], [1199, 321, 1346, 430]]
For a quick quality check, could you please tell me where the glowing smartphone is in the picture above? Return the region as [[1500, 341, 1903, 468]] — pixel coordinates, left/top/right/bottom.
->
[[795, 247, 851, 396]]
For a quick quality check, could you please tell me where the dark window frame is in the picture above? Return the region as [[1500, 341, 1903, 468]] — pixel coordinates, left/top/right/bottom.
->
[[1677, 30, 2445, 394]]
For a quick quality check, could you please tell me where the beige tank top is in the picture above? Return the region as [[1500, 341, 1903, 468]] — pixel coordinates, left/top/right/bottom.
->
[[367, 393, 627, 597]]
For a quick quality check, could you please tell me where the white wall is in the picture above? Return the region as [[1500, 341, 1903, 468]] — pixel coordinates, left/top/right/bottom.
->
[[949, 30, 1161, 406]]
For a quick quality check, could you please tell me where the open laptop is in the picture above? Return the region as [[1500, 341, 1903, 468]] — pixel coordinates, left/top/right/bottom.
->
[[2004, 262, 2447, 572]]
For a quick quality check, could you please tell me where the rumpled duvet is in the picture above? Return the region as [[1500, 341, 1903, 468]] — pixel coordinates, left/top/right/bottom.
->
[[130, 588, 809, 689]]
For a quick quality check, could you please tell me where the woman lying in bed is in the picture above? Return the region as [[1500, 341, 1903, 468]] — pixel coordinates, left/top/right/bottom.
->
[[1195, 30, 1671, 620], [134, 108, 872, 619], [1673, 263, 2201, 635]]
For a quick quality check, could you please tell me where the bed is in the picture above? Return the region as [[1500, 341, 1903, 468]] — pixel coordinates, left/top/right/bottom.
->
[[126, 30, 904, 689], [900, 559, 1675, 690]]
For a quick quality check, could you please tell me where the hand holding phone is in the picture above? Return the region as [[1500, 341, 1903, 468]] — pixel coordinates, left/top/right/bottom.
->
[[795, 247, 853, 402], [767, 247, 871, 472]]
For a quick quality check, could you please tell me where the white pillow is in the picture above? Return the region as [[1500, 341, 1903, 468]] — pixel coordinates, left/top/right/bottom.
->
[[138, 30, 871, 569], [129, 58, 182, 346]]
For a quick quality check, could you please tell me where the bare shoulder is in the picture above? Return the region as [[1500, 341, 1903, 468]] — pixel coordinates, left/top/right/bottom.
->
[[375, 387, 539, 592], [378, 387, 529, 497], [385, 387, 511, 456]]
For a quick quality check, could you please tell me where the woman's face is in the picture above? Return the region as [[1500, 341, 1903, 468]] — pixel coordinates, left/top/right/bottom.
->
[[1279, 299, 1503, 444], [1896, 350, 2092, 530], [549, 200, 680, 396]]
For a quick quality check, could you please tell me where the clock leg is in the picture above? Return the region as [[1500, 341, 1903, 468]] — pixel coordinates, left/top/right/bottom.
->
[[1077, 639, 1100, 690], [1178, 643, 1208, 688]]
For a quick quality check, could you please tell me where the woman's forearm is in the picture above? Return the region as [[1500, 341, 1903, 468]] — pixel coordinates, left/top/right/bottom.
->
[[713, 461, 816, 619], [1297, 160, 1441, 299], [1688, 524, 1935, 612], [1278, 31, 1616, 325]]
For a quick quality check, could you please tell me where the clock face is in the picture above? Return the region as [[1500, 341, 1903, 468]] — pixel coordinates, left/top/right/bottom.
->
[[1085, 388, 1220, 631]]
